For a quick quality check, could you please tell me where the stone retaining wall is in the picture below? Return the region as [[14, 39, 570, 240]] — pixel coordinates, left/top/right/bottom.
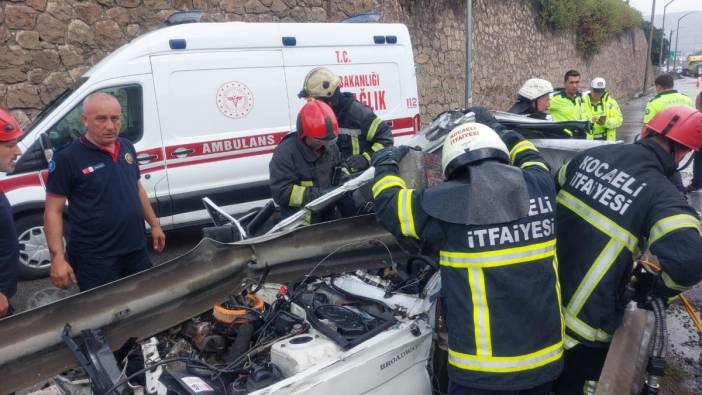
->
[[0, 0, 652, 126]]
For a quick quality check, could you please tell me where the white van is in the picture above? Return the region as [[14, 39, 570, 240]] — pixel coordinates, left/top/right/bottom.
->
[[1, 21, 421, 278]]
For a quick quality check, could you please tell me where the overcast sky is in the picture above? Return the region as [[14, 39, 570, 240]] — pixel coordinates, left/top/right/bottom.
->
[[631, 0, 702, 54], [629, 0, 701, 16]]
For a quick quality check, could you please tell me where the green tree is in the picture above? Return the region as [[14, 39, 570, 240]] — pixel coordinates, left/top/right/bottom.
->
[[641, 21, 670, 66]]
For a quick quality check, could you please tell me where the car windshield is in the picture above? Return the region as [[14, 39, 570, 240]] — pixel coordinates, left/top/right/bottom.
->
[[20, 77, 88, 142]]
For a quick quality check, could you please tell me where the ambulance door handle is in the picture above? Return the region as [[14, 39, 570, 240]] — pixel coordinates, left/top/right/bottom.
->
[[172, 148, 194, 158], [137, 154, 158, 164]]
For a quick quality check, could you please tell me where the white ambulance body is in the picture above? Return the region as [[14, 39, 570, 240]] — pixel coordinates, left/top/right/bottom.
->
[[1, 22, 420, 278]]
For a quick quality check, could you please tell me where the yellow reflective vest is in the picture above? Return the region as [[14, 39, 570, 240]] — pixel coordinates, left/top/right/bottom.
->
[[643, 90, 693, 124], [549, 91, 587, 137], [582, 92, 623, 141]]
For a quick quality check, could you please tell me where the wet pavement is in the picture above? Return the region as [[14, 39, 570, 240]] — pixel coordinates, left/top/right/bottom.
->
[[618, 76, 700, 143], [619, 76, 702, 394]]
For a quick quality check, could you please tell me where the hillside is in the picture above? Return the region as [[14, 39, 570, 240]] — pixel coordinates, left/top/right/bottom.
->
[[649, 11, 702, 55]]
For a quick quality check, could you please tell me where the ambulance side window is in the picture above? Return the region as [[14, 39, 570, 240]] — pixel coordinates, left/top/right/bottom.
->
[[12, 85, 143, 174], [100, 85, 143, 143], [44, 84, 144, 149]]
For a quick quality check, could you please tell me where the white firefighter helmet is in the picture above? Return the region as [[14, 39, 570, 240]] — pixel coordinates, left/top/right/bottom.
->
[[517, 78, 554, 101], [591, 77, 606, 91], [441, 122, 510, 179], [300, 67, 341, 99]]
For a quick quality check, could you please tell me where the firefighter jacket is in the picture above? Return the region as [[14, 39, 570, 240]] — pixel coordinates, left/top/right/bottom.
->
[[373, 132, 563, 391], [334, 92, 393, 165], [643, 90, 694, 124], [549, 90, 587, 137], [269, 132, 343, 219], [582, 92, 622, 141], [556, 139, 702, 349]]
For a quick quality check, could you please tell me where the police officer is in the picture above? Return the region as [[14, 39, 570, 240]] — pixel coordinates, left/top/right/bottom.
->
[[549, 70, 587, 136], [45, 92, 166, 292], [642, 74, 693, 129], [372, 108, 563, 394], [269, 99, 352, 220], [553, 106, 702, 394], [507, 78, 554, 120], [582, 77, 622, 141], [298, 67, 393, 173], [0, 108, 23, 318], [642, 73, 694, 192]]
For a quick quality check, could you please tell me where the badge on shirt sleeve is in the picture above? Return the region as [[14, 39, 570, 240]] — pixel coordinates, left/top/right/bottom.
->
[[48, 160, 56, 173], [124, 152, 134, 164]]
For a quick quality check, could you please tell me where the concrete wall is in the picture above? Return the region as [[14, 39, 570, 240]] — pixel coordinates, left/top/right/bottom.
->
[[0, 0, 652, 126]]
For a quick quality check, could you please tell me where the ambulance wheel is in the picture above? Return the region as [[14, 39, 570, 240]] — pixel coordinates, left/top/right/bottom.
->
[[15, 213, 66, 280]]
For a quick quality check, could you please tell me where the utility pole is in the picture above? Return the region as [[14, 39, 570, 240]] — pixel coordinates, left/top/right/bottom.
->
[[464, 0, 472, 107], [665, 29, 675, 73], [658, 1, 676, 70], [643, 0, 656, 95], [673, 11, 698, 73]]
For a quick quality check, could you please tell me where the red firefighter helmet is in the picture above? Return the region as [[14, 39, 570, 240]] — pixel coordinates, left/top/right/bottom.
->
[[0, 108, 23, 141], [296, 100, 339, 141], [645, 106, 702, 151]]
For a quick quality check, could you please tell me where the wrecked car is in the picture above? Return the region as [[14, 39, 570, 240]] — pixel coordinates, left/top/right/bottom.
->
[[0, 111, 604, 394]]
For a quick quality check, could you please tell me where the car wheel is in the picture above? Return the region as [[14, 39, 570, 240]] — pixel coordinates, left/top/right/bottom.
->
[[15, 213, 65, 280]]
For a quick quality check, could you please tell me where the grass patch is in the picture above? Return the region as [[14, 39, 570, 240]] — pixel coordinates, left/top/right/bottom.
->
[[532, 0, 644, 58]]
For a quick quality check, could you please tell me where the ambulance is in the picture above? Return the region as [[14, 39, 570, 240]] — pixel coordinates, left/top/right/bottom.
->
[[1, 21, 421, 278]]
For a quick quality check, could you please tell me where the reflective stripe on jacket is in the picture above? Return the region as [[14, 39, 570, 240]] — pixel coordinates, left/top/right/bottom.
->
[[373, 131, 563, 390], [582, 92, 622, 141], [269, 132, 342, 219], [334, 92, 393, 162], [556, 139, 702, 349]]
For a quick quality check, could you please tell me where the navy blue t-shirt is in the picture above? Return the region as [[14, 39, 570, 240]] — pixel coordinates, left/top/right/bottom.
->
[[46, 137, 146, 257], [0, 192, 18, 299]]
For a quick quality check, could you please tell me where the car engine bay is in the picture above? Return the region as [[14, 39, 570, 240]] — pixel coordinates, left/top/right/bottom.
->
[[35, 260, 441, 395]]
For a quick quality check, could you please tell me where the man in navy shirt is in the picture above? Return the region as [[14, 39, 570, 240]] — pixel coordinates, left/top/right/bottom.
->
[[0, 108, 23, 317], [45, 92, 165, 291]]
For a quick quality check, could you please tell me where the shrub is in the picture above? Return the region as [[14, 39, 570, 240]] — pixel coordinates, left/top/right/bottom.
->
[[532, 0, 643, 58]]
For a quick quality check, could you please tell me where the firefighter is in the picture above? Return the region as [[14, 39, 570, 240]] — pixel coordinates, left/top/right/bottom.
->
[[553, 106, 702, 394], [582, 77, 622, 141], [372, 108, 563, 394], [269, 99, 352, 220], [549, 69, 587, 137], [0, 108, 23, 318], [642, 73, 694, 192], [687, 91, 702, 192], [298, 67, 393, 173], [507, 78, 554, 120]]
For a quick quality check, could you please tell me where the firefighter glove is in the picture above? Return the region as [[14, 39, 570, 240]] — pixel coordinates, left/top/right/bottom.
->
[[345, 154, 370, 172], [371, 145, 412, 170], [466, 106, 506, 135]]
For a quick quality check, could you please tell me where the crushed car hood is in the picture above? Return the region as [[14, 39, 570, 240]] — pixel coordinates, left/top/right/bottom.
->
[[0, 215, 412, 394]]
